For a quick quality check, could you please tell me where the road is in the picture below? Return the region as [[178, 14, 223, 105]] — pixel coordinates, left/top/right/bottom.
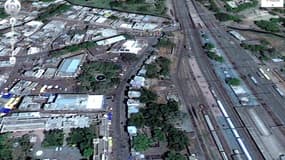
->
[[111, 51, 152, 160], [172, 0, 264, 159]]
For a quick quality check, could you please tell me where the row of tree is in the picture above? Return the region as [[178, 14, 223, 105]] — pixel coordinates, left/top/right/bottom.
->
[[129, 98, 189, 159], [42, 125, 97, 159], [0, 133, 33, 160], [145, 56, 171, 78]]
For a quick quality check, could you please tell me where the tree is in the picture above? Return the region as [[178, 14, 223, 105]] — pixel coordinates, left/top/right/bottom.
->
[[83, 148, 93, 158], [226, 78, 241, 86], [167, 128, 189, 151], [156, 57, 171, 77], [42, 129, 64, 147], [0, 133, 13, 160], [128, 113, 145, 128], [214, 12, 241, 22], [153, 128, 166, 142], [146, 64, 159, 78], [254, 20, 280, 32], [204, 43, 215, 50], [67, 125, 97, 159], [13, 134, 33, 160], [139, 88, 157, 103], [120, 53, 138, 63], [133, 134, 153, 152], [160, 100, 179, 119], [164, 151, 186, 160]]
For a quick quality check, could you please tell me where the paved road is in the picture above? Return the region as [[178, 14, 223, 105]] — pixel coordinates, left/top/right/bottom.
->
[[111, 51, 152, 160], [172, 0, 264, 159]]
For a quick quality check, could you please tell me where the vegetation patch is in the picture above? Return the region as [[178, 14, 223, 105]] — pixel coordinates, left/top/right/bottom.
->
[[0, 8, 8, 19], [67, 125, 97, 159], [241, 40, 276, 61], [0, 133, 33, 160], [42, 129, 64, 147], [164, 151, 186, 160], [128, 100, 189, 152], [157, 38, 175, 49], [139, 88, 158, 103], [41, 0, 55, 2], [225, 0, 258, 12], [67, 0, 167, 16], [132, 133, 153, 152], [37, 4, 71, 21], [146, 56, 171, 78], [214, 12, 241, 22], [207, 51, 224, 62], [51, 41, 97, 57], [206, 0, 220, 12], [203, 43, 224, 62], [226, 77, 241, 86], [77, 61, 121, 93], [254, 19, 280, 33]]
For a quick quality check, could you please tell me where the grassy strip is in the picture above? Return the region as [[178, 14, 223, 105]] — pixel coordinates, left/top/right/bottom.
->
[[37, 4, 71, 21], [208, 51, 224, 62], [226, 77, 240, 86], [50, 41, 97, 57], [214, 12, 241, 22]]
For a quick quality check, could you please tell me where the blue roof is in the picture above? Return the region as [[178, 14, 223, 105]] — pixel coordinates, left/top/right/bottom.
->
[[0, 107, 11, 113], [1, 93, 13, 99], [107, 112, 112, 120], [60, 59, 81, 73]]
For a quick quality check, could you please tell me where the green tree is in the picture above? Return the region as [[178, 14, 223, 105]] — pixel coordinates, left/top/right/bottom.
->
[[255, 20, 280, 32], [164, 151, 186, 160], [139, 88, 157, 103], [156, 57, 171, 77], [146, 64, 159, 78], [204, 43, 215, 50], [226, 78, 241, 86], [67, 125, 97, 159], [128, 113, 145, 128], [0, 133, 13, 160], [153, 128, 166, 142], [83, 148, 93, 158], [214, 12, 241, 22], [167, 128, 189, 151], [42, 129, 64, 147], [133, 134, 153, 152], [13, 134, 33, 160]]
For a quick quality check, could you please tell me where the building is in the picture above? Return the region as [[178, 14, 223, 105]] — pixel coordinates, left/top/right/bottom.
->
[[128, 91, 141, 98], [130, 76, 145, 89], [0, 112, 92, 133], [44, 94, 105, 111], [56, 54, 85, 77]]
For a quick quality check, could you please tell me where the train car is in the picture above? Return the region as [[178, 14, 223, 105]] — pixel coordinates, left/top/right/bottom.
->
[[258, 68, 271, 80], [250, 76, 258, 85], [217, 100, 229, 118], [273, 86, 284, 97]]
